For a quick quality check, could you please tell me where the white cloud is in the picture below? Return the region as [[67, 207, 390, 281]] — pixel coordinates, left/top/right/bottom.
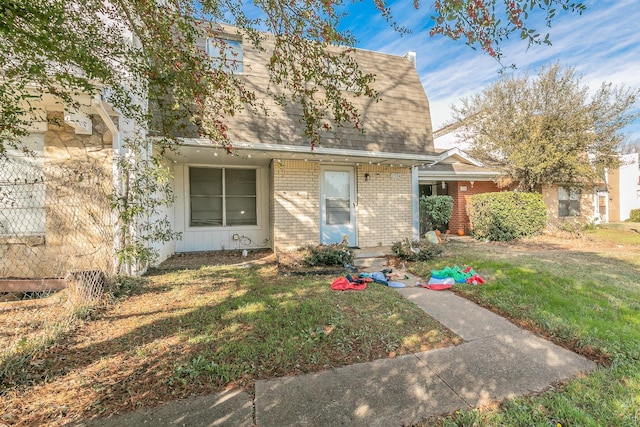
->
[[348, 0, 640, 141]]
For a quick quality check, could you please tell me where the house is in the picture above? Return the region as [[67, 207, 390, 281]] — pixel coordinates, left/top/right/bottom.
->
[[149, 29, 445, 258], [539, 153, 640, 227], [606, 153, 640, 222], [432, 131, 640, 231], [2, 26, 451, 280]]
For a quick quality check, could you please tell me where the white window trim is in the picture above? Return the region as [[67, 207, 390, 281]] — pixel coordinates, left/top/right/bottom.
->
[[186, 165, 261, 230], [205, 36, 243, 74], [558, 186, 581, 217]]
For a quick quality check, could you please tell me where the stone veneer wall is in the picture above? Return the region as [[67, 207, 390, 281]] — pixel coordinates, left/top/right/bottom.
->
[[0, 112, 114, 278]]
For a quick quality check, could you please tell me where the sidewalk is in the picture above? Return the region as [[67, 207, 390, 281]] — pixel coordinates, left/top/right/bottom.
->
[[82, 271, 596, 427]]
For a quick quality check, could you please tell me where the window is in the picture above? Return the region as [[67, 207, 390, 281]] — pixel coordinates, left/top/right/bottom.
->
[[558, 186, 580, 217], [0, 135, 46, 236], [206, 37, 243, 73], [189, 167, 256, 227]]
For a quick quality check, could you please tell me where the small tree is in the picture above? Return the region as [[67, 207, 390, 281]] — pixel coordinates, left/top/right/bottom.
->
[[453, 63, 639, 191], [419, 195, 453, 233], [111, 138, 181, 275]]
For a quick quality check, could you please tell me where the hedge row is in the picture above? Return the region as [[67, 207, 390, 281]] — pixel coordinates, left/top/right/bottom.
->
[[469, 191, 547, 241]]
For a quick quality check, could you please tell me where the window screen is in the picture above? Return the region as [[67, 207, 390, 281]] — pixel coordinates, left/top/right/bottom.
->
[[189, 167, 256, 227], [558, 187, 580, 217]]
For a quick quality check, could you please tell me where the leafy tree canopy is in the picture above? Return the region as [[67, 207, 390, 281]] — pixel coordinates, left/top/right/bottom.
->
[[1, 0, 587, 154], [452, 63, 639, 191]]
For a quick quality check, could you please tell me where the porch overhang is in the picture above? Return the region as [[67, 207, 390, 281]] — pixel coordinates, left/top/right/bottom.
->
[[418, 162, 501, 182], [158, 138, 440, 167]]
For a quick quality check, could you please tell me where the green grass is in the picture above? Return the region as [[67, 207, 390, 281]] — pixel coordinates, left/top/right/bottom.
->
[[412, 240, 640, 426], [146, 262, 460, 389], [585, 222, 640, 246]]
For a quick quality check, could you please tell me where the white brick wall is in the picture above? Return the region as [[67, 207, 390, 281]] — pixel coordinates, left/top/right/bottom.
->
[[272, 160, 320, 249], [272, 161, 414, 249], [356, 165, 413, 247]]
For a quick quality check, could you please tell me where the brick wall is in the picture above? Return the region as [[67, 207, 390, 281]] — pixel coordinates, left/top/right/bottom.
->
[[356, 165, 413, 247], [448, 181, 502, 233], [271, 161, 414, 249], [272, 160, 320, 249]]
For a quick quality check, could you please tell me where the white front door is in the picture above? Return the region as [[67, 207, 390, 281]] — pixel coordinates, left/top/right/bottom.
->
[[320, 167, 356, 246]]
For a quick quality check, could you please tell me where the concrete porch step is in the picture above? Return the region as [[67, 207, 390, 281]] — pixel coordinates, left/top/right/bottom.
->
[[352, 246, 393, 271]]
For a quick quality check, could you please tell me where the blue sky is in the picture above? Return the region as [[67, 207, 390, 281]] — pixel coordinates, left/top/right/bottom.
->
[[341, 0, 640, 148]]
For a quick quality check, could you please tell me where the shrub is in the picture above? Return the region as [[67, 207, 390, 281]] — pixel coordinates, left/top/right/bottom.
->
[[302, 244, 354, 267], [469, 191, 547, 241], [419, 195, 454, 232], [629, 208, 640, 222], [391, 239, 443, 262]]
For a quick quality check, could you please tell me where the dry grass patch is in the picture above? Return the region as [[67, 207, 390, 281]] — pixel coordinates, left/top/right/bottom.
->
[[1, 252, 459, 426]]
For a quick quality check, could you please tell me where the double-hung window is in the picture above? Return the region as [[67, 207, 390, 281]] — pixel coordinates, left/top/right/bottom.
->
[[558, 186, 580, 217], [189, 167, 257, 227], [206, 37, 243, 73], [0, 135, 46, 237]]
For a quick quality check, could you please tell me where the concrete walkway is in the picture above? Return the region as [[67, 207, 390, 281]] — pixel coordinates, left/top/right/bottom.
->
[[83, 271, 596, 427]]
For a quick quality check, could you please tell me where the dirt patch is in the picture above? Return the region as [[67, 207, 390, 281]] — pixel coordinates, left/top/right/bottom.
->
[[155, 249, 275, 270], [157, 249, 349, 276], [275, 248, 352, 276]]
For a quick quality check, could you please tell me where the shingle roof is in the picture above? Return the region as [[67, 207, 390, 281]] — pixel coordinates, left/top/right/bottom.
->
[[220, 32, 436, 156]]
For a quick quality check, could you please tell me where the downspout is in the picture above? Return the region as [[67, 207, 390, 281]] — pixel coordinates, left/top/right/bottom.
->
[[93, 95, 124, 275]]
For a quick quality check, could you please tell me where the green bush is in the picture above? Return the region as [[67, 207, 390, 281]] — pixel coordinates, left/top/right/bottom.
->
[[391, 239, 443, 262], [302, 244, 354, 267], [469, 191, 547, 241], [629, 209, 640, 222], [419, 195, 453, 232]]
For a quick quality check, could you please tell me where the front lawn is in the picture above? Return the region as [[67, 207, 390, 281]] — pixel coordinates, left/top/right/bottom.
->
[[412, 232, 640, 426], [1, 254, 459, 426], [585, 222, 640, 246]]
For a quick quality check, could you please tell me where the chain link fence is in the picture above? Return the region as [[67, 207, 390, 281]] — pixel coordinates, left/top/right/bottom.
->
[[1, 117, 115, 384]]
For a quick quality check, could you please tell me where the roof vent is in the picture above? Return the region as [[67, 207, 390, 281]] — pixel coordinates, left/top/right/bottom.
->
[[404, 51, 417, 68]]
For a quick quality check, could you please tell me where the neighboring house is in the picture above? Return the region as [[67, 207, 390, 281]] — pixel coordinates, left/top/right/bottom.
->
[[1, 95, 121, 280], [540, 153, 640, 226], [417, 147, 501, 233], [607, 152, 640, 222], [432, 131, 640, 229]]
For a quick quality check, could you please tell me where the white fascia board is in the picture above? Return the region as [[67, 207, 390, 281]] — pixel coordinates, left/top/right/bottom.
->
[[431, 147, 483, 167], [177, 138, 440, 164]]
